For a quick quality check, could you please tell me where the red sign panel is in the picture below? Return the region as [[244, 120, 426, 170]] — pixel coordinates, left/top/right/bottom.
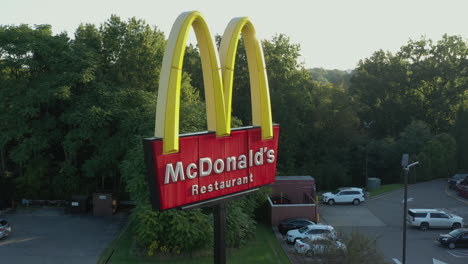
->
[[144, 125, 279, 211]]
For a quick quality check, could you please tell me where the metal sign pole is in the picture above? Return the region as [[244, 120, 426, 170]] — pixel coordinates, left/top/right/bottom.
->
[[400, 155, 418, 264], [400, 154, 409, 264], [214, 202, 226, 264], [402, 168, 408, 264], [180, 189, 258, 264]]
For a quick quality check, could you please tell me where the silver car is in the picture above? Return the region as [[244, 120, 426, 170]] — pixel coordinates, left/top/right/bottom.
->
[[0, 219, 11, 239]]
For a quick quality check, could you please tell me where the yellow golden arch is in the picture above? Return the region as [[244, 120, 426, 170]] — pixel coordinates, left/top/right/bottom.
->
[[155, 11, 273, 154]]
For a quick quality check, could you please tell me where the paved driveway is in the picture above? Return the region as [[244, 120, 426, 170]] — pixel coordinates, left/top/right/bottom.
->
[[319, 204, 385, 227], [0, 207, 127, 264], [319, 179, 468, 264]]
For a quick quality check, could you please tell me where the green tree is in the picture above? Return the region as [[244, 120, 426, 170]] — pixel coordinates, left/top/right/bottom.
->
[[414, 133, 457, 181], [350, 49, 412, 138], [367, 137, 400, 184], [350, 35, 468, 138], [400, 35, 468, 133], [309, 67, 352, 89], [398, 120, 432, 156], [59, 17, 167, 197], [0, 24, 81, 198], [454, 105, 468, 171]]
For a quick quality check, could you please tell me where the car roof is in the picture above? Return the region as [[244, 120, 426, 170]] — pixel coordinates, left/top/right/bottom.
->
[[306, 224, 334, 230], [281, 217, 313, 223], [338, 187, 363, 191], [408, 209, 444, 213]]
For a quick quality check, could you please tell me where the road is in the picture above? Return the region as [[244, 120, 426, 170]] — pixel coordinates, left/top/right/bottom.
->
[[319, 179, 468, 264], [0, 207, 127, 264]]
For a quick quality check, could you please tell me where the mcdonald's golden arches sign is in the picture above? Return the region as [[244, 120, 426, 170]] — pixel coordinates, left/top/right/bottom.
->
[[143, 11, 280, 211]]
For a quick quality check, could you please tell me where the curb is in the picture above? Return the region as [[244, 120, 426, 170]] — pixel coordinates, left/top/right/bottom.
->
[[97, 218, 131, 264], [271, 226, 294, 264], [444, 185, 468, 205]]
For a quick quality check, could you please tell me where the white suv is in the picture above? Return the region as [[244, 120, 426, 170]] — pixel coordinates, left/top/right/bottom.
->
[[407, 209, 464, 231], [322, 187, 365, 205]]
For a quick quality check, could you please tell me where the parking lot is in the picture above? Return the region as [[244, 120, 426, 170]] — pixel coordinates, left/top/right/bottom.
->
[[0, 207, 127, 264], [319, 179, 468, 264]]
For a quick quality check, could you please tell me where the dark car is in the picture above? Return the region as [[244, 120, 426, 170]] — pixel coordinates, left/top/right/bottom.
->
[[278, 218, 315, 234], [448, 173, 468, 189], [456, 184, 468, 199], [437, 228, 468, 249], [0, 219, 11, 239]]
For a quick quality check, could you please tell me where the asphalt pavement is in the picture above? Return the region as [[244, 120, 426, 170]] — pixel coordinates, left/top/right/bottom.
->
[[0, 207, 127, 264], [319, 179, 468, 264]]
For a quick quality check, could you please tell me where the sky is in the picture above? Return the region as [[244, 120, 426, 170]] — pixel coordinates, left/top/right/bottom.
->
[[2, 0, 468, 70]]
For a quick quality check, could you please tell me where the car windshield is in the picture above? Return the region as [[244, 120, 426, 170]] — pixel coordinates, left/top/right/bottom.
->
[[332, 189, 340, 194], [0, 220, 7, 225], [453, 174, 467, 180], [298, 226, 309, 233], [449, 229, 462, 237]]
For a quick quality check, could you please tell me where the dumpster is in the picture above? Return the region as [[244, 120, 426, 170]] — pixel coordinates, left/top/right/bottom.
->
[[93, 193, 113, 216], [367, 178, 382, 191], [69, 195, 88, 214]]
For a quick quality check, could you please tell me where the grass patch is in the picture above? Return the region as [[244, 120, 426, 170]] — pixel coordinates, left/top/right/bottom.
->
[[369, 184, 404, 197], [98, 223, 289, 264]]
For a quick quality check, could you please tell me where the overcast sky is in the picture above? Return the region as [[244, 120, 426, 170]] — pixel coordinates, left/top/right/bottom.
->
[[2, 0, 468, 70]]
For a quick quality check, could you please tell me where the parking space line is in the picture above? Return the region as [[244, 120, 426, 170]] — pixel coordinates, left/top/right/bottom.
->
[[0, 237, 39, 246], [433, 258, 448, 264], [401, 197, 414, 203], [447, 250, 462, 258], [392, 258, 402, 264], [447, 249, 468, 258]]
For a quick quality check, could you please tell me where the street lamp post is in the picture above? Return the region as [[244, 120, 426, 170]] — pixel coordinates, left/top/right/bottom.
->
[[401, 155, 419, 264], [363, 121, 374, 190]]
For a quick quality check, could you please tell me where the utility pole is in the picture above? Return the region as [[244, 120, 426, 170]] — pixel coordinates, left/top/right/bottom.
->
[[402, 167, 408, 264], [401, 154, 418, 264], [364, 121, 374, 190], [365, 148, 369, 190]]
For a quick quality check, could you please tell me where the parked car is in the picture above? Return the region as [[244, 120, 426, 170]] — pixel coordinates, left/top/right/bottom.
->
[[456, 184, 468, 199], [322, 187, 365, 205], [448, 173, 468, 189], [278, 217, 315, 234], [294, 237, 347, 257], [286, 224, 337, 244], [0, 219, 11, 239], [437, 228, 468, 249], [407, 209, 464, 231]]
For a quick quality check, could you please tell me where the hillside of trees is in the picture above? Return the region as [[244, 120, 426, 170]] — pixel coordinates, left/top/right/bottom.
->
[[309, 67, 352, 88], [1, 17, 467, 253]]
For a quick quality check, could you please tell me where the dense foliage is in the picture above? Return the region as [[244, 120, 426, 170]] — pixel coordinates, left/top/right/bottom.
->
[[1, 16, 467, 254]]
